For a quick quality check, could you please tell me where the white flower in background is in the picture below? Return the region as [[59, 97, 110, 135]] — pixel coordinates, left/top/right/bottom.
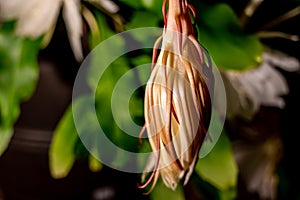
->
[[263, 48, 300, 72], [223, 49, 299, 199], [222, 49, 300, 120], [0, 0, 119, 61]]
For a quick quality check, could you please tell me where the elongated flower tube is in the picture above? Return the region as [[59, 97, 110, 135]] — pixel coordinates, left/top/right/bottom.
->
[[139, 0, 214, 193]]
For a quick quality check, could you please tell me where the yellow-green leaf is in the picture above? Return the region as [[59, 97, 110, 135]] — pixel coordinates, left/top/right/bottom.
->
[[150, 179, 185, 200], [49, 105, 78, 179], [196, 132, 238, 190]]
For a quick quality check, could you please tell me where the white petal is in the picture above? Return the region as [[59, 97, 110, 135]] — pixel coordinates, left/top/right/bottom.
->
[[264, 50, 300, 72], [16, 0, 62, 38], [261, 64, 288, 107], [87, 0, 119, 13], [0, 0, 33, 19], [63, 0, 83, 61], [244, 63, 288, 108], [223, 61, 289, 120]]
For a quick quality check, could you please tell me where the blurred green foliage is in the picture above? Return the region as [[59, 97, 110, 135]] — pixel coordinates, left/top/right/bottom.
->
[[194, 2, 263, 70], [0, 22, 40, 155]]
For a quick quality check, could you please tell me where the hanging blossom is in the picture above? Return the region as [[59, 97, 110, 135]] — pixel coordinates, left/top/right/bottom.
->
[[0, 0, 119, 61], [139, 0, 214, 193]]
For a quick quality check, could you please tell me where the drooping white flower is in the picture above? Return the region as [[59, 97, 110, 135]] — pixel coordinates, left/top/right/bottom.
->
[[139, 0, 214, 193]]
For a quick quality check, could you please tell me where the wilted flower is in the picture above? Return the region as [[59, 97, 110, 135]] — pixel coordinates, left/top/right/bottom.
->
[[139, 0, 214, 192], [0, 0, 119, 61]]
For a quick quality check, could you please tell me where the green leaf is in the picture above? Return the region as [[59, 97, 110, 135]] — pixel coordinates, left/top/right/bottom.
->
[[70, 93, 138, 169], [190, 174, 220, 200], [0, 31, 40, 156], [118, 0, 144, 9], [199, 110, 224, 158], [49, 95, 104, 178], [94, 56, 140, 152], [141, 0, 164, 15], [87, 30, 125, 91], [89, 154, 103, 172], [126, 11, 161, 29], [89, 11, 117, 48], [219, 187, 237, 200], [70, 95, 109, 170], [150, 179, 185, 200], [0, 128, 13, 156], [82, 40, 149, 168], [195, 132, 238, 191], [16, 39, 41, 100], [0, 21, 16, 33], [191, 173, 236, 200], [49, 105, 78, 179], [194, 2, 263, 70]]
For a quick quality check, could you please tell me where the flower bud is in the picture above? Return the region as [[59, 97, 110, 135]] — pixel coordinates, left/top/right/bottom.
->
[[139, 0, 214, 193]]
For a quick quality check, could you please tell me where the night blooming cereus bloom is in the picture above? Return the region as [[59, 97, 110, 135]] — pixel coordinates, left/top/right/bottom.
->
[[139, 0, 214, 193]]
